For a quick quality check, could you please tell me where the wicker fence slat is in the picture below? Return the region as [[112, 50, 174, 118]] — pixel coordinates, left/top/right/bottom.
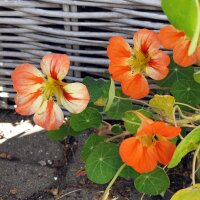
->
[[0, 0, 167, 109]]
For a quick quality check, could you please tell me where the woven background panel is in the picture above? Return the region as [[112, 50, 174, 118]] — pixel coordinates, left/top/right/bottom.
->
[[0, 0, 167, 109]]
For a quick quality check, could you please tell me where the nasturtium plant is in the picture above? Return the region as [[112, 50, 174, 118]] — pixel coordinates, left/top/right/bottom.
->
[[10, 1, 200, 199]]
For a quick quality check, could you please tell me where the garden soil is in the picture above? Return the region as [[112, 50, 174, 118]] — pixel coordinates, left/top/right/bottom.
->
[[0, 110, 191, 200]]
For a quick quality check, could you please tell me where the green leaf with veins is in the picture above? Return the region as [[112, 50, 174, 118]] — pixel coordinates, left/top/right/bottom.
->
[[70, 107, 102, 132], [85, 142, 122, 184], [134, 167, 170, 195], [81, 134, 105, 161], [170, 79, 200, 106], [156, 57, 194, 87]]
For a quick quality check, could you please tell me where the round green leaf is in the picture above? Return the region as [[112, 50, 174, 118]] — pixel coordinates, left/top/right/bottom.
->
[[156, 57, 194, 87], [70, 107, 102, 132], [48, 125, 81, 141], [81, 134, 105, 161], [170, 79, 200, 106], [86, 142, 122, 184], [134, 167, 170, 195], [168, 126, 200, 168]]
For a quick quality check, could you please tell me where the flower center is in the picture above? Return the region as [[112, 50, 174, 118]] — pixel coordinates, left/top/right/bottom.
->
[[139, 134, 160, 147], [42, 76, 65, 103], [128, 48, 150, 74]]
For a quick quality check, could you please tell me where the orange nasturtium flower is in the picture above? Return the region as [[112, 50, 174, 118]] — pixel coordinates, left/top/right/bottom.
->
[[107, 29, 170, 99], [12, 54, 90, 130], [159, 25, 200, 67], [119, 113, 181, 173]]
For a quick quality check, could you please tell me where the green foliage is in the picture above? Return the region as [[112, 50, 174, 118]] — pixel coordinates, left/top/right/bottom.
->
[[134, 167, 170, 195], [81, 134, 105, 161], [106, 89, 133, 120], [156, 57, 194, 87], [70, 107, 102, 132], [171, 184, 200, 200], [123, 109, 151, 133], [104, 78, 115, 112], [193, 71, 200, 83], [120, 165, 139, 180], [83, 76, 109, 104], [168, 126, 200, 168], [149, 95, 175, 119], [85, 142, 122, 184], [161, 0, 200, 55], [48, 125, 81, 141], [170, 79, 200, 107], [111, 124, 123, 134]]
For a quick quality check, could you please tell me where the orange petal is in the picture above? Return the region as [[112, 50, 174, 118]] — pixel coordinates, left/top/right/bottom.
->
[[121, 73, 149, 99], [61, 83, 90, 113], [15, 91, 43, 115], [133, 146, 158, 173], [155, 140, 176, 165], [107, 35, 131, 59], [157, 125, 181, 139], [119, 137, 158, 173], [11, 64, 44, 94], [173, 38, 196, 67], [137, 121, 165, 137], [33, 100, 64, 130], [119, 137, 140, 166], [133, 29, 160, 53], [146, 50, 170, 80], [40, 54, 70, 80], [159, 25, 185, 49]]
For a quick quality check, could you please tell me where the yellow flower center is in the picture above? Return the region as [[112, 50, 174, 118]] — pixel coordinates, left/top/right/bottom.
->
[[139, 134, 161, 147], [128, 48, 150, 74], [42, 76, 65, 103]]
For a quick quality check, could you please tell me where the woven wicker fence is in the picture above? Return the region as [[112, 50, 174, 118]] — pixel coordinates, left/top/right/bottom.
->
[[0, 0, 168, 110]]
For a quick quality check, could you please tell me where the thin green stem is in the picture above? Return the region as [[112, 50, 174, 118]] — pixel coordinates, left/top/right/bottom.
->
[[101, 163, 126, 200], [192, 145, 200, 185], [175, 102, 200, 112], [114, 96, 149, 106], [106, 132, 132, 142]]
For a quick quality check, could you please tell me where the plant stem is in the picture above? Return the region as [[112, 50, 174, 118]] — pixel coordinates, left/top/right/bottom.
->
[[106, 132, 132, 142], [175, 102, 200, 112], [192, 145, 200, 185], [101, 163, 126, 200], [114, 96, 149, 106]]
